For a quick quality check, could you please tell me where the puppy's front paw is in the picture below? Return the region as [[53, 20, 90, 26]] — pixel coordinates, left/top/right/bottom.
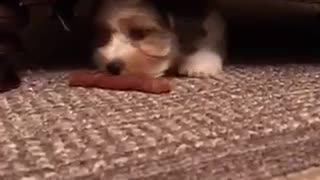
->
[[178, 50, 223, 77]]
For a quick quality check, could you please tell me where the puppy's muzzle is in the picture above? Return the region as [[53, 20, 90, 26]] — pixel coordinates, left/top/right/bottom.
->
[[105, 59, 124, 75]]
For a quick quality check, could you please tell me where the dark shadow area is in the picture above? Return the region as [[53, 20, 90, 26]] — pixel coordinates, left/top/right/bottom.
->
[[18, 17, 94, 71], [227, 19, 320, 65]]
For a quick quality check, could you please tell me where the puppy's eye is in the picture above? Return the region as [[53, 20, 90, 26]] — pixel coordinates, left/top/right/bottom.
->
[[128, 28, 152, 41]]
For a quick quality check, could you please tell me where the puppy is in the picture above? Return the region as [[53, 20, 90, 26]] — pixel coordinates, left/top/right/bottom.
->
[[92, 0, 226, 78]]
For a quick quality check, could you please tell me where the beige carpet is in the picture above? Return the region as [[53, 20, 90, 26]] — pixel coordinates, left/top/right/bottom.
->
[[1, 64, 320, 180]]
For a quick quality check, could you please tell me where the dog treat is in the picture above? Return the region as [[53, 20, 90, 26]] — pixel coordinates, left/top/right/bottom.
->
[[68, 71, 171, 94]]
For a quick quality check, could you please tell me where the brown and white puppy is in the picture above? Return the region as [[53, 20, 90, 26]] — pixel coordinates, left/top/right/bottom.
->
[[92, 0, 226, 78]]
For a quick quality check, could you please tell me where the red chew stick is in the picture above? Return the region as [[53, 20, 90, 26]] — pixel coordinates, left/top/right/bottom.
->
[[68, 71, 172, 94]]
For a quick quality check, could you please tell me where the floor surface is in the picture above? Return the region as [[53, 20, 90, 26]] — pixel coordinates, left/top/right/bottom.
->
[[1, 64, 320, 179]]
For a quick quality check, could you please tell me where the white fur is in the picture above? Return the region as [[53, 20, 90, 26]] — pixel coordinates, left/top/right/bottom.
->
[[150, 60, 171, 77], [178, 49, 223, 77], [93, 47, 108, 70], [93, 32, 137, 71], [105, 33, 135, 60]]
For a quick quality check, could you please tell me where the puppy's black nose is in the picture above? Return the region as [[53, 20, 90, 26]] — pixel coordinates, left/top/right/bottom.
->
[[105, 60, 124, 75]]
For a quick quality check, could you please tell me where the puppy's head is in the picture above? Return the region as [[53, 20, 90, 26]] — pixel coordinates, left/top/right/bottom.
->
[[92, 0, 178, 77]]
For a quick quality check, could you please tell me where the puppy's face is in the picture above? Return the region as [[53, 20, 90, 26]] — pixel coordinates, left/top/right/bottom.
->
[[93, 0, 178, 77]]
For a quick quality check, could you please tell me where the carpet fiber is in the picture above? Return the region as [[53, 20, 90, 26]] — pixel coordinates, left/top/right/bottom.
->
[[1, 64, 320, 180]]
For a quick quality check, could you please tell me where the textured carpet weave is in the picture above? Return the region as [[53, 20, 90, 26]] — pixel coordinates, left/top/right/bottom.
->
[[1, 64, 320, 180]]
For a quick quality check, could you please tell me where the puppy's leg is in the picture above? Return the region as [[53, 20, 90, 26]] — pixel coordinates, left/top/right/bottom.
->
[[178, 49, 223, 77], [178, 12, 225, 78]]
